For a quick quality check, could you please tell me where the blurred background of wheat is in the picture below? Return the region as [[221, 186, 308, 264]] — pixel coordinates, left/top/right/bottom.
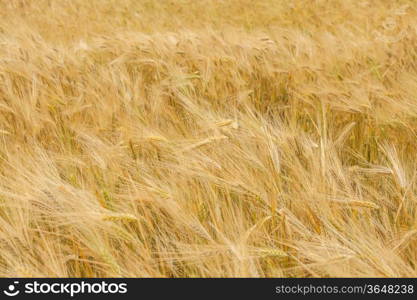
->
[[0, 0, 416, 277]]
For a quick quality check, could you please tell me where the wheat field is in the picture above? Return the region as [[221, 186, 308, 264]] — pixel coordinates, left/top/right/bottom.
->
[[0, 0, 417, 277]]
